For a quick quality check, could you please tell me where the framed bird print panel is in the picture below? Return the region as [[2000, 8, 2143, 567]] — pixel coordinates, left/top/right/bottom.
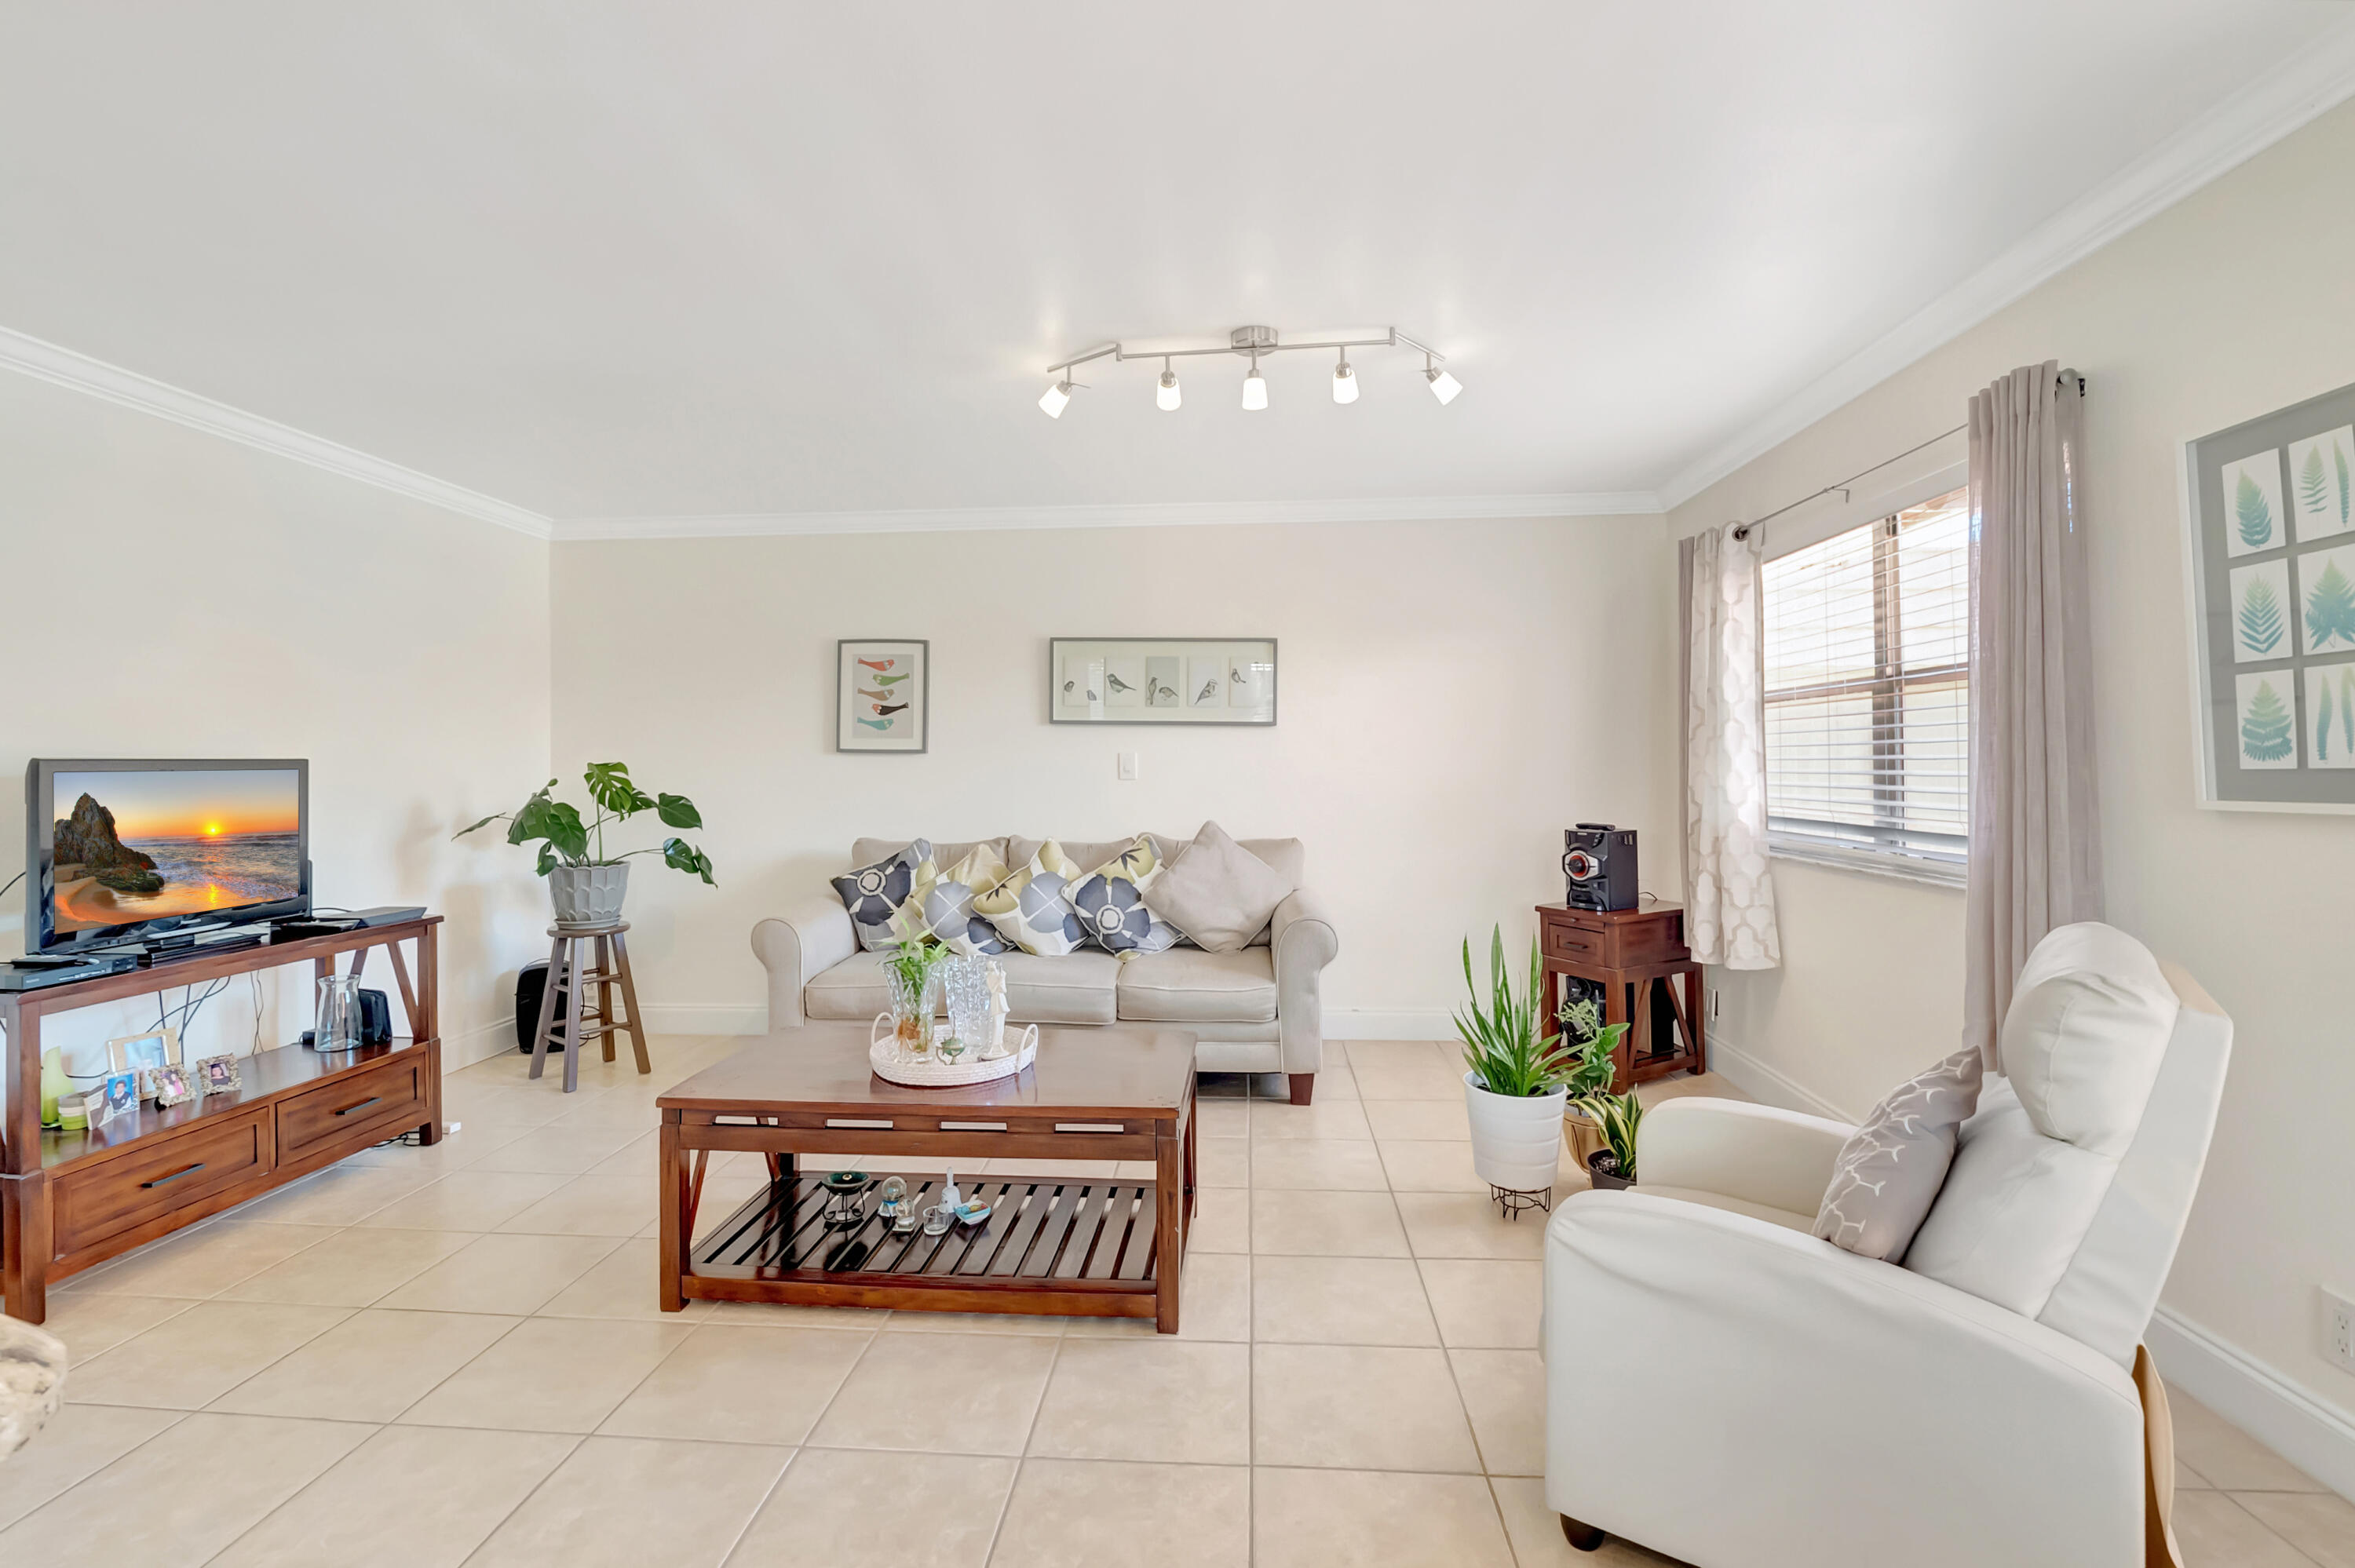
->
[[838, 639, 929, 752], [1050, 639, 1276, 726]]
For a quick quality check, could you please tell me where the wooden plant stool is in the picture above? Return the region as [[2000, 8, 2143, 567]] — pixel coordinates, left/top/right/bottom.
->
[[529, 921, 651, 1092]]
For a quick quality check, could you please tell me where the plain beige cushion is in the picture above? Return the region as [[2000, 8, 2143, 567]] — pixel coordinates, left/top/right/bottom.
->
[[804, 948, 1117, 1025], [1139, 822, 1298, 954], [1118, 946, 1277, 1025]]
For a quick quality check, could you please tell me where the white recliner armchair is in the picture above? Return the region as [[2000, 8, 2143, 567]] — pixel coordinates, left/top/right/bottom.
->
[[1542, 923, 2233, 1567]]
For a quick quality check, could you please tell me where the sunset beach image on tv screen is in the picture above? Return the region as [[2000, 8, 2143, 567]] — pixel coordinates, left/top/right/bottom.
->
[[50, 769, 301, 933]]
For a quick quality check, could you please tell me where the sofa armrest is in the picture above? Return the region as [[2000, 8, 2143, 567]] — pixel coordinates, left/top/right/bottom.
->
[[1634, 1096, 1853, 1217], [749, 894, 859, 1029], [1270, 888, 1338, 1076], [1544, 1192, 2143, 1567]]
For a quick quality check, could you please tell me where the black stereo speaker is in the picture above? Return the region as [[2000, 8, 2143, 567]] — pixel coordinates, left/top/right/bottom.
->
[[515, 960, 568, 1053], [1563, 823, 1640, 912]]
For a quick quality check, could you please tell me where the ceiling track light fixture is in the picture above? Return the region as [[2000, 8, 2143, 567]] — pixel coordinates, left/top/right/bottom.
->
[[1039, 325, 1454, 418]]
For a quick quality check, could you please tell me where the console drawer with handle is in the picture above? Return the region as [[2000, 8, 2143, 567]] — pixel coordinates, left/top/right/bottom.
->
[[278, 1052, 429, 1164], [52, 1105, 274, 1256]]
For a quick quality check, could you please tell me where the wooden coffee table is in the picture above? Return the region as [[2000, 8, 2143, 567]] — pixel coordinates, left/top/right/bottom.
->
[[655, 1023, 1199, 1331]]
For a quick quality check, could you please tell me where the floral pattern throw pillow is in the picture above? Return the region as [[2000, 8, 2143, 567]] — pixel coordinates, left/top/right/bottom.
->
[[976, 841, 1088, 957], [1071, 834, 1180, 956], [829, 839, 933, 952]]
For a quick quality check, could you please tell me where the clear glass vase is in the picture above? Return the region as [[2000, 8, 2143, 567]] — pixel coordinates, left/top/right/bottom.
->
[[885, 966, 937, 1062], [937, 956, 990, 1063]]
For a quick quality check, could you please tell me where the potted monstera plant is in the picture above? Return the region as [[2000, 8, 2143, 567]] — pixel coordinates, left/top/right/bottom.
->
[[1455, 926, 1582, 1192], [457, 762, 714, 926]]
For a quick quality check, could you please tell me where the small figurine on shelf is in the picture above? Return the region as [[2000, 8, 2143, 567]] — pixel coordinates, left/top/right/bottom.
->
[[878, 1176, 914, 1234]]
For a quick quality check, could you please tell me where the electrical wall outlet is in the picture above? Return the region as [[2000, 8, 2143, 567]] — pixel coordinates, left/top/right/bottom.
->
[[1116, 751, 1139, 782], [2325, 1287, 2355, 1375]]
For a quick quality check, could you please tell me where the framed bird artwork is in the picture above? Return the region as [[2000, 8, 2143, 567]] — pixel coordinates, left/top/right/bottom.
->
[[838, 639, 929, 752], [1049, 639, 1276, 726]]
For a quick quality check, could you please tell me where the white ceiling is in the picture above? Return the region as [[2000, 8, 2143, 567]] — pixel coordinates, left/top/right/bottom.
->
[[4, 3, 2353, 531]]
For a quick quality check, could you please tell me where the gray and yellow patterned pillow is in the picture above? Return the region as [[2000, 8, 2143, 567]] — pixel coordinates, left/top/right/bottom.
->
[[924, 844, 1011, 957], [977, 841, 1087, 956], [1071, 834, 1179, 956], [830, 839, 933, 952]]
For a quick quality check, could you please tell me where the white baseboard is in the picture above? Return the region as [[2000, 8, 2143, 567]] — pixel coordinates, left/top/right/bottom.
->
[[637, 1002, 769, 1035], [2148, 1307, 2355, 1502], [1325, 1008, 1455, 1041], [1705, 1036, 1853, 1121], [441, 1018, 517, 1070]]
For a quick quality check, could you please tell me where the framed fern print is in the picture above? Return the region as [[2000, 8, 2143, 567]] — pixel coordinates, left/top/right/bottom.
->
[[1048, 639, 1276, 726], [2182, 379, 2355, 809]]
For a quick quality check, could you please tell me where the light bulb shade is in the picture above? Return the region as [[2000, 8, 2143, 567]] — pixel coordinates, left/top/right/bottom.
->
[[1157, 370, 1181, 411], [1039, 379, 1073, 418], [1426, 368, 1462, 405], [1331, 363, 1359, 404], [1241, 368, 1268, 411]]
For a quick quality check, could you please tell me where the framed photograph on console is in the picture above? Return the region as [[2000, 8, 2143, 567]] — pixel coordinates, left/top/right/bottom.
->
[[1050, 639, 1276, 726], [108, 1026, 181, 1099], [838, 640, 929, 753]]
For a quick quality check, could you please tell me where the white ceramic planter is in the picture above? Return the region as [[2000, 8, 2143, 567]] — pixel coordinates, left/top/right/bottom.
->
[[1464, 1071, 1570, 1191], [550, 862, 630, 927]]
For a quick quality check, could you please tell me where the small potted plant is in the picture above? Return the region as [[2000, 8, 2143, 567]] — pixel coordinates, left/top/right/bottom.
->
[[1573, 1084, 1645, 1190], [881, 905, 955, 1059], [456, 762, 714, 926], [1556, 994, 1628, 1168], [1455, 926, 1579, 1192]]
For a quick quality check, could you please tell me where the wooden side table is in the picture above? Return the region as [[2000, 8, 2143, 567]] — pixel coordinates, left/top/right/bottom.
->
[[528, 922, 652, 1092], [1535, 899, 1705, 1092]]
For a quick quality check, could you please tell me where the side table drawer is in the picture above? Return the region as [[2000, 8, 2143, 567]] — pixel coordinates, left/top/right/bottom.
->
[[1543, 919, 1606, 964], [53, 1106, 274, 1256], [279, 1052, 429, 1164]]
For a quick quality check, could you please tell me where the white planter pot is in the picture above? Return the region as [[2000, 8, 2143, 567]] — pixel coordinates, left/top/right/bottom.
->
[[1463, 1071, 1570, 1191], [549, 862, 630, 928]]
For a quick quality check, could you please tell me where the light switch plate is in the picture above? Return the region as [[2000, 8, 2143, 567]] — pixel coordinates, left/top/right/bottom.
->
[[1117, 751, 1139, 781]]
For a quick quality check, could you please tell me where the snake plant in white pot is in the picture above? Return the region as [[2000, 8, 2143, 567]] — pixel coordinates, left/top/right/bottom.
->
[[1454, 926, 1579, 1192]]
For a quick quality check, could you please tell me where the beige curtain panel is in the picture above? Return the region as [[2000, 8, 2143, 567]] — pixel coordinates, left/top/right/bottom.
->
[[1680, 523, 1781, 970], [1965, 361, 2103, 1064]]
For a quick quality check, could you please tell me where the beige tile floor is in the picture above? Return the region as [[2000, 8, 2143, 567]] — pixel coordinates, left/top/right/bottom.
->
[[2, 1036, 2346, 1567]]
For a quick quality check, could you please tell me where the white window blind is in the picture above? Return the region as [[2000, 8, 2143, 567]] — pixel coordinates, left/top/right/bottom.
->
[[1761, 486, 1970, 873]]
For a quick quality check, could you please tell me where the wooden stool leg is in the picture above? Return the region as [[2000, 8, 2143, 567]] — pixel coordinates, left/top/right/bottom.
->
[[528, 933, 566, 1081], [559, 938, 588, 1095], [1684, 965, 1707, 1076], [595, 934, 617, 1064], [612, 929, 652, 1075]]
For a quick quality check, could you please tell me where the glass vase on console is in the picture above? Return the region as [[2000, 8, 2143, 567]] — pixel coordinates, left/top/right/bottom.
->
[[885, 966, 937, 1063]]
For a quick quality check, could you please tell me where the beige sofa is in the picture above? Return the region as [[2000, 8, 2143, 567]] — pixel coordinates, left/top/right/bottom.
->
[[750, 835, 1341, 1103]]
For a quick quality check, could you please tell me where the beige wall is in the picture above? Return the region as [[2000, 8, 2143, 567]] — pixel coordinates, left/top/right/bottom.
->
[[0, 370, 553, 1072], [549, 514, 1678, 1037], [1670, 100, 2355, 1463]]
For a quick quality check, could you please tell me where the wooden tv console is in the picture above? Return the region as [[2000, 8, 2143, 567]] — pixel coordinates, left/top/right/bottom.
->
[[2, 917, 441, 1324]]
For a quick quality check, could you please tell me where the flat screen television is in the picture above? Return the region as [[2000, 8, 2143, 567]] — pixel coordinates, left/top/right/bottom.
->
[[25, 759, 310, 954]]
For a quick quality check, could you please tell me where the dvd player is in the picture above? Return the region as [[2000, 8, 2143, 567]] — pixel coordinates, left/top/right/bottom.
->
[[1, 951, 141, 990]]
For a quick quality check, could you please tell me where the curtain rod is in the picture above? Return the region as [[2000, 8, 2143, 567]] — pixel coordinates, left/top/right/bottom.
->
[[1729, 370, 2085, 542]]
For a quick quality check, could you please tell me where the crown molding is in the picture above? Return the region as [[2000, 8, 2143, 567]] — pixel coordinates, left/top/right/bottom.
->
[[551, 490, 1664, 542], [1655, 16, 2355, 513], [0, 323, 554, 539]]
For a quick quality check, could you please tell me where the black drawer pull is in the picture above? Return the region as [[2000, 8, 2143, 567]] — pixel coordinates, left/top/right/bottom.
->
[[141, 1161, 206, 1189], [334, 1096, 383, 1117]]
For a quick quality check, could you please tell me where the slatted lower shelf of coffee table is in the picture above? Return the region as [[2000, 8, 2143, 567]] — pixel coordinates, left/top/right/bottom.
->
[[686, 1174, 1165, 1318]]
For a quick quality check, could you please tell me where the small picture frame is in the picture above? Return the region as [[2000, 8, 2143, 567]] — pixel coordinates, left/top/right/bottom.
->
[[837, 639, 929, 753], [108, 1026, 181, 1077], [90, 1070, 138, 1132], [192, 1053, 243, 1097], [151, 1064, 196, 1108]]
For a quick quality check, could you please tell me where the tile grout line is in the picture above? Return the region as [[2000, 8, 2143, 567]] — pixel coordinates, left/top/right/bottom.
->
[[982, 1316, 1068, 1565], [2215, 1491, 2334, 1568], [448, 1432, 593, 1568]]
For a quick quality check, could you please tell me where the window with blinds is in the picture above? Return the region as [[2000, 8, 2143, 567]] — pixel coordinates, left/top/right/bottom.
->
[[1760, 485, 1970, 873]]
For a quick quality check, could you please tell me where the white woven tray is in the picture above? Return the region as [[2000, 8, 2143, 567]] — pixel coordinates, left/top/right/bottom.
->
[[867, 1025, 1039, 1088]]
